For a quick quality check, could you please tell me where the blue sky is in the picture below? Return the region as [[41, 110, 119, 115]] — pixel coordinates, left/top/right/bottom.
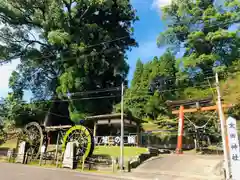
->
[[0, 59, 20, 98], [127, 0, 169, 81], [0, 0, 170, 98]]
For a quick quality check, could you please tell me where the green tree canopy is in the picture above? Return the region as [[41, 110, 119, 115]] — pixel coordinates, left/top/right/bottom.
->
[[157, 0, 240, 77], [0, 0, 138, 116]]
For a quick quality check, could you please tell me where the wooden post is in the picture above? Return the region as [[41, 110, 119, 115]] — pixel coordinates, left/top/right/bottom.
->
[[194, 138, 197, 153], [81, 156, 85, 172], [39, 153, 43, 166], [112, 156, 115, 172], [55, 131, 60, 166], [147, 134, 150, 146], [127, 159, 131, 172], [47, 132, 51, 145], [136, 125, 140, 146], [93, 121, 97, 137], [176, 105, 184, 154]]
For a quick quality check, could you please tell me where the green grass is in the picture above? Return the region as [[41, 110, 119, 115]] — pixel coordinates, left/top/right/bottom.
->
[[0, 156, 7, 162], [237, 120, 240, 131], [0, 138, 148, 161], [93, 146, 148, 159], [0, 138, 17, 149]]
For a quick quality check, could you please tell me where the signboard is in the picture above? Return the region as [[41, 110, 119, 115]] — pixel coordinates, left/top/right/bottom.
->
[[62, 142, 76, 169], [15, 141, 26, 164], [226, 117, 240, 179], [41, 145, 46, 153], [94, 135, 137, 146]]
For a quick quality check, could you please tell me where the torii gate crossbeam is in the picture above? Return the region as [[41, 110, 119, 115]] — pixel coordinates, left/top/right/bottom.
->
[[166, 97, 233, 154]]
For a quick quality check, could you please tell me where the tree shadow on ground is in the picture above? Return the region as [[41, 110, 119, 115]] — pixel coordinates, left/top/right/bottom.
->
[[0, 147, 9, 156]]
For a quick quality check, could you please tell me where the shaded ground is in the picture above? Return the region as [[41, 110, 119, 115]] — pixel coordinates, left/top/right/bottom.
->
[[1, 162, 198, 180], [0, 147, 9, 156], [131, 154, 223, 180], [0, 162, 131, 180], [0, 154, 224, 180], [0, 161, 222, 180]]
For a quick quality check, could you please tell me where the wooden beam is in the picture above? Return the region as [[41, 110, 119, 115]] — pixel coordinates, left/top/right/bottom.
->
[[172, 104, 234, 114], [166, 96, 213, 107], [45, 125, 72, 131]]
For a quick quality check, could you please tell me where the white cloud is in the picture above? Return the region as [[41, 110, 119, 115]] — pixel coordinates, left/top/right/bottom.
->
[[0, 59, 20, 97], [152, 0, 172, 9]]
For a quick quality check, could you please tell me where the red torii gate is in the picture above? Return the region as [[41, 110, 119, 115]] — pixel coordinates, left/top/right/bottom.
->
[[166, 96, 233, 154]]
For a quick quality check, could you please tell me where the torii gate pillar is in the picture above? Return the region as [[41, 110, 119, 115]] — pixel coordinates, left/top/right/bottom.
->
[[176, 105, 184, 154]]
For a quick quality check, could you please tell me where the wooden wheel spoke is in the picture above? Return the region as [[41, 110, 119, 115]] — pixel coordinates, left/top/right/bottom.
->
[[62, 126, 94, 159], [18, 122, 44, 161]]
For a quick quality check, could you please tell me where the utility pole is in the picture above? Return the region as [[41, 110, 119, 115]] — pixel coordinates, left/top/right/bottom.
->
[[215, 72, 230, 179], [120, 82, 124, 171]]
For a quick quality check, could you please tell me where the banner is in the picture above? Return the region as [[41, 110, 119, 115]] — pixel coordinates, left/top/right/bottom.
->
[[227, 116, 240, 180]]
